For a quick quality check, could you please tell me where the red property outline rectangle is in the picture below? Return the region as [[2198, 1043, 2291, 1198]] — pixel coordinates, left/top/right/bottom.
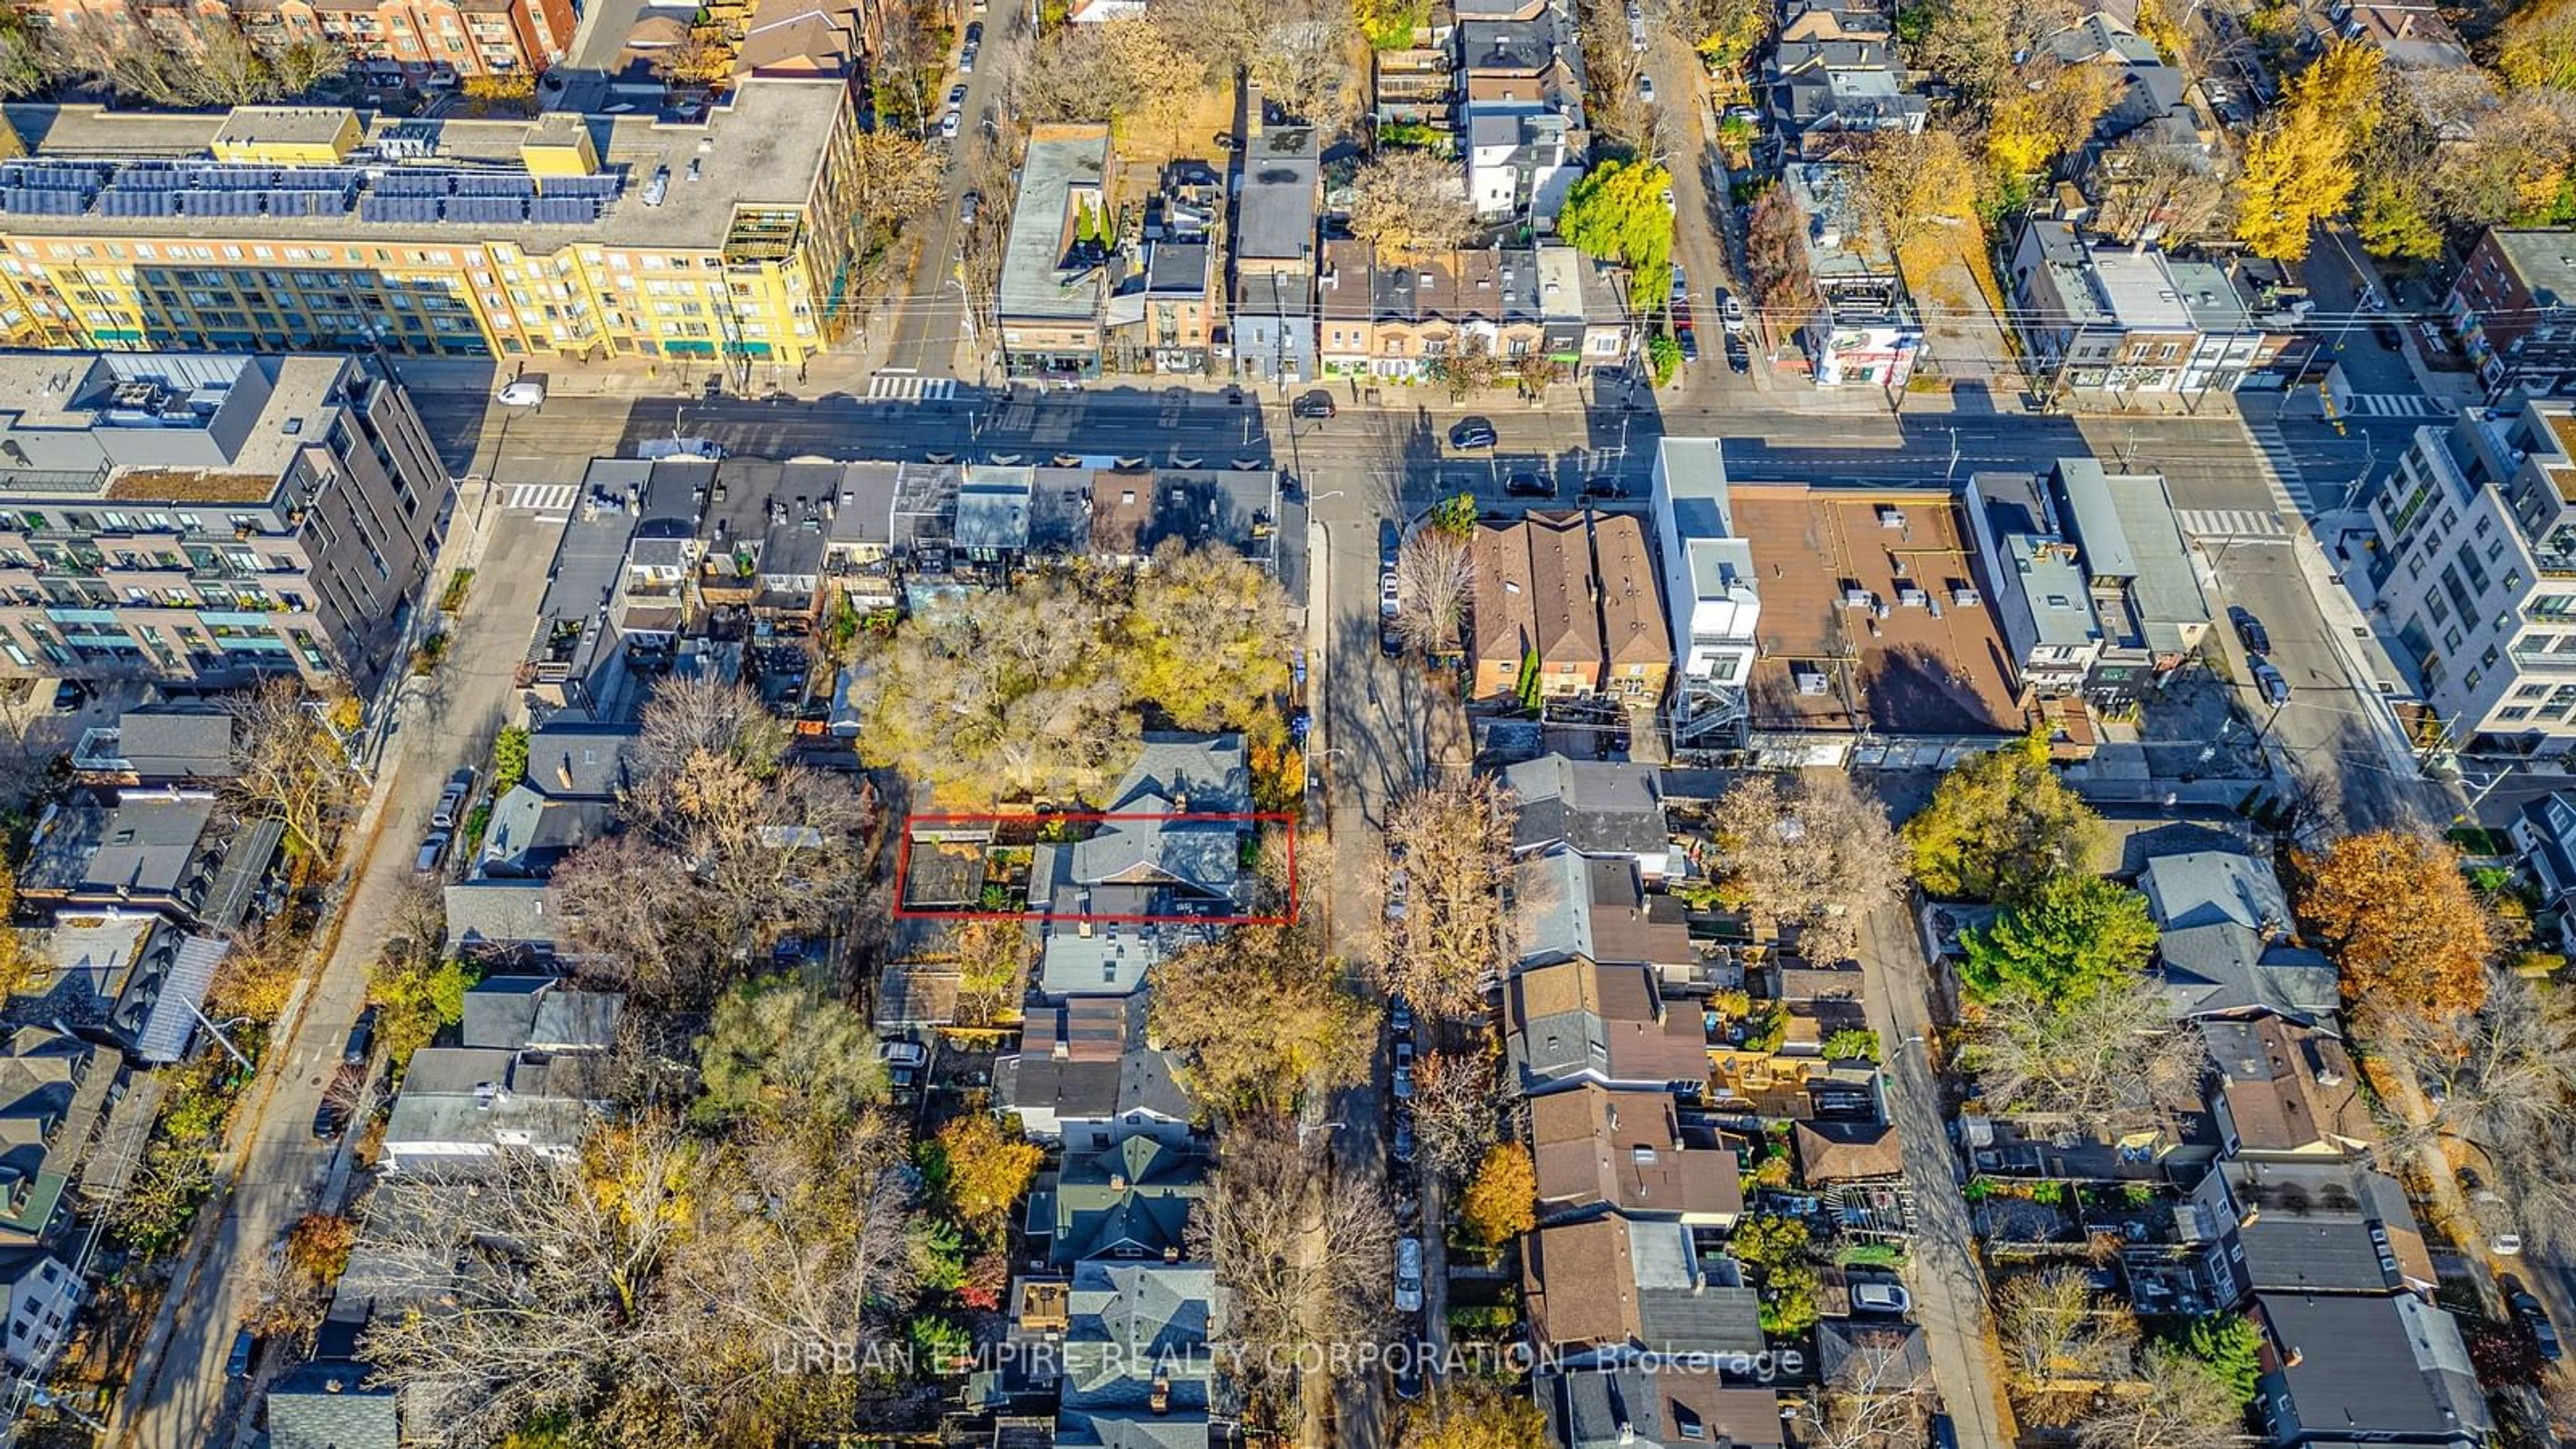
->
[[894, 811, 1298, 925]]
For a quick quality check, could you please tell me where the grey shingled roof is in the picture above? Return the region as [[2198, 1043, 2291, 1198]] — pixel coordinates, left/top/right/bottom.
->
[[2142, 849, 2288, 932], [2155, 924, 2340, 1025], [266, 1360, 399, 1449], [2257, 1292, 2489, 1444], [20, 796, 218, 904], [442, 881, 557, 955], [112, 711, 236, 781], [1503, 754, 1667, 858]]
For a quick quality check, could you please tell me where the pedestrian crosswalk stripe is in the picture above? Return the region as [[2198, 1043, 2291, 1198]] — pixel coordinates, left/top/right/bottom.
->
[[868, 373, 959, 401], [2341, 392, 2451, 419], [2245, 420, 2314, 517], [2177, 508, 2288, 540], [504, 482, 577, 513]]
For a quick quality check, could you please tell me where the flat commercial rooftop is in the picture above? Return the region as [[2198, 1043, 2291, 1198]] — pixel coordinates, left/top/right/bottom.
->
[[0, 76, 847, 253], [1733, 483, 2023, 738]]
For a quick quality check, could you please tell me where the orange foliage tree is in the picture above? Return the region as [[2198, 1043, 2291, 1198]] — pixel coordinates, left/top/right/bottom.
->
[[2296, 830, 2493, 1022]]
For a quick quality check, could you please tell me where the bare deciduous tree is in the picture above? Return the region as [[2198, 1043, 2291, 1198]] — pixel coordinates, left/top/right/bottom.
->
[[1959, 976, 2205, 1133], [1795, 1327, 1937, 1449], [1711, 771, 1904, 964], [1392, 529, 1471, 655], [2072, 1345, 2244, 1449], [1381, 775, 1515, 1024], [1199, 1119, 1396, 1434], [1346, 151, 1477, 257], [2379, 969, 2576, 1254], [222, 678, 360, 859], [357, 1123, 703, 1446], [1995, 1268, 2137, 1418], [1408, 1045, 1501, 1186]]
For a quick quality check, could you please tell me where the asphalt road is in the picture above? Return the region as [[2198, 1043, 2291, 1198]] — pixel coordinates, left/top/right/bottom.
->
[[1858, 901, 2014, 1449], [114, 476, 571, 1449], [881, 1, 1016, 380]]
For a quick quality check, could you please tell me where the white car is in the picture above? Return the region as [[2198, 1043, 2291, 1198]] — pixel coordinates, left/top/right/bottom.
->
[[495, 380, 545, 408], [1638, 75, 1656, 104], [877, 1039, 928, 1068], [1851, 1279, 1912, 1316], [1395, 1237, 1424, 1313], [939, 109, 961, 140]]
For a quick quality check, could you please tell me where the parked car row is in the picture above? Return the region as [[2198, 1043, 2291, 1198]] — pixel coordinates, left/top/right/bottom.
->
[[1386, 993, 1428, 1401]]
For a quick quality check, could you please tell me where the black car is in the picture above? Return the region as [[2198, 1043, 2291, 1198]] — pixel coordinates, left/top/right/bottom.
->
[[1580, 476, 1630, 500], [1380, 519, 1401, 569], [1676, 326, 1701, 362], [1293, 390, 1338, 420], [1504, 472, 1554, 498], [343, 1004, 380, 1066], [311, 1095, 344, 1142], [1381, 618, 1403, 657], [964, 19, 982, 40], [2231, 606, 2270, 655], [48, 680, 84, 714], [2371, 321, 2405, 351], [1449, 417, 1497, 449], [1725, 334, 1751, 374], [2512, 1288, 2564, 1361]]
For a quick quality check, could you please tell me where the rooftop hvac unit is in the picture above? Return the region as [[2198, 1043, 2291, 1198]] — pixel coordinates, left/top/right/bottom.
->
[[1951, 586, 1982, 608], [1877, 505, 1906, 529], [1794, 669, 1830, 695], [1842, 587, 1873, 609], [1898, 586, 1927, 608]]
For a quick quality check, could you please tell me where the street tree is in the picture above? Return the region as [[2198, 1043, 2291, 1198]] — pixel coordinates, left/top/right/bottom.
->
[[1562, 159, 1677, 308], [1901, 731, 2100, 903], [1960, 873, 2159, 1004], [1393, 529, 1472, 655], [1458, 1142, 1536, 1246], [1348, 150, 1477, 256], [1959, 975, 2204, 1131], [1201, 1119, 1397, 1432], [694, 975, 890, 1127], [2295, 829, 2493, 1022], [1150, 924, 1379, 1119], [1382, 775, 1515, 1022], [1402, 1377, 1551, 1448], [1431, 334, 1502, 400], [1711, 771, 1904, 964], [849, 130, 947, 258], [2232, 41, 2380, 262], [1408, 1046, 1501, 1185], [1744, 185, 1819, 328], [223, 678, 360, 859]]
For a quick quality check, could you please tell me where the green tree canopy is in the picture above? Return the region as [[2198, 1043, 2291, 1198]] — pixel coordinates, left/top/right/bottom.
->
[[1960, 872, 2159, 1004], [1902, 731, 2102, 903], [2170, 1313, 2264, 1405], [1561, 158, 1676, 307], [694, 975, 888, 1126]]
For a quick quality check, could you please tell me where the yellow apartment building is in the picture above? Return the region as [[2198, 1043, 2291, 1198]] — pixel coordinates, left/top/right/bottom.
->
[[0, 81, 865, 372]]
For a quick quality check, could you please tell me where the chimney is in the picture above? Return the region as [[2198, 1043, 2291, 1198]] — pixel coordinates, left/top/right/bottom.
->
[[2285, 1346, 2304, 1368], [1151, 1373, 1171, 1413], [1245, 83, 1264, 141], [557, 755, 575, 790], [1110, 1173, 1128, 1191], [1163, 1244, 1179, 1262], [325, 1375, 345, 1395]]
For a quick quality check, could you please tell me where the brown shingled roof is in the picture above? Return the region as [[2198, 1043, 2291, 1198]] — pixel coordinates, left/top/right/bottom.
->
[[1525, 511, 1603, 684], [1590, 511, 1666, 669], [1528, 1083, 1741, 1221], [1469, 519, 1538, 667], [1792, 1120, 1904, 1183], [1523, 1216, 1644, 1349]]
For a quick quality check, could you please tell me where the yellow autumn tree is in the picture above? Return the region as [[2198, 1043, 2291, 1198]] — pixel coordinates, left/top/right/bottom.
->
[[2295, 830, 2494, 1022], [2234, 40, 2381, 262], [2501, 0, 2576, 91], [1987, 62, 2117, 180], [1458, 1142, 1537, 1246], [1403, 1379, 1551, 1449], [928, 1112, 1044, 1240], [1851, 127, 1981, 288]]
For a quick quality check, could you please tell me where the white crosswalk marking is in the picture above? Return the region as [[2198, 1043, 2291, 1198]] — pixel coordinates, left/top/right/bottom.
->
[[2176, 507, 2289, 540], [504, 482, 578, 514], [867, 372, 959, 401], [2245, 419, 2314, 517], [2341, 392, 2451, 419]]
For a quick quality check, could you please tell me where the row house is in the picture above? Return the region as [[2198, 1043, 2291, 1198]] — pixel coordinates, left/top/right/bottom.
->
[[1468, 509, 1668, 704], [1765, 0, 1925, 161], [1317, 241, 1627, 380], [2447, 226, 2576, 397], [2008, 220, 2286, 399]]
